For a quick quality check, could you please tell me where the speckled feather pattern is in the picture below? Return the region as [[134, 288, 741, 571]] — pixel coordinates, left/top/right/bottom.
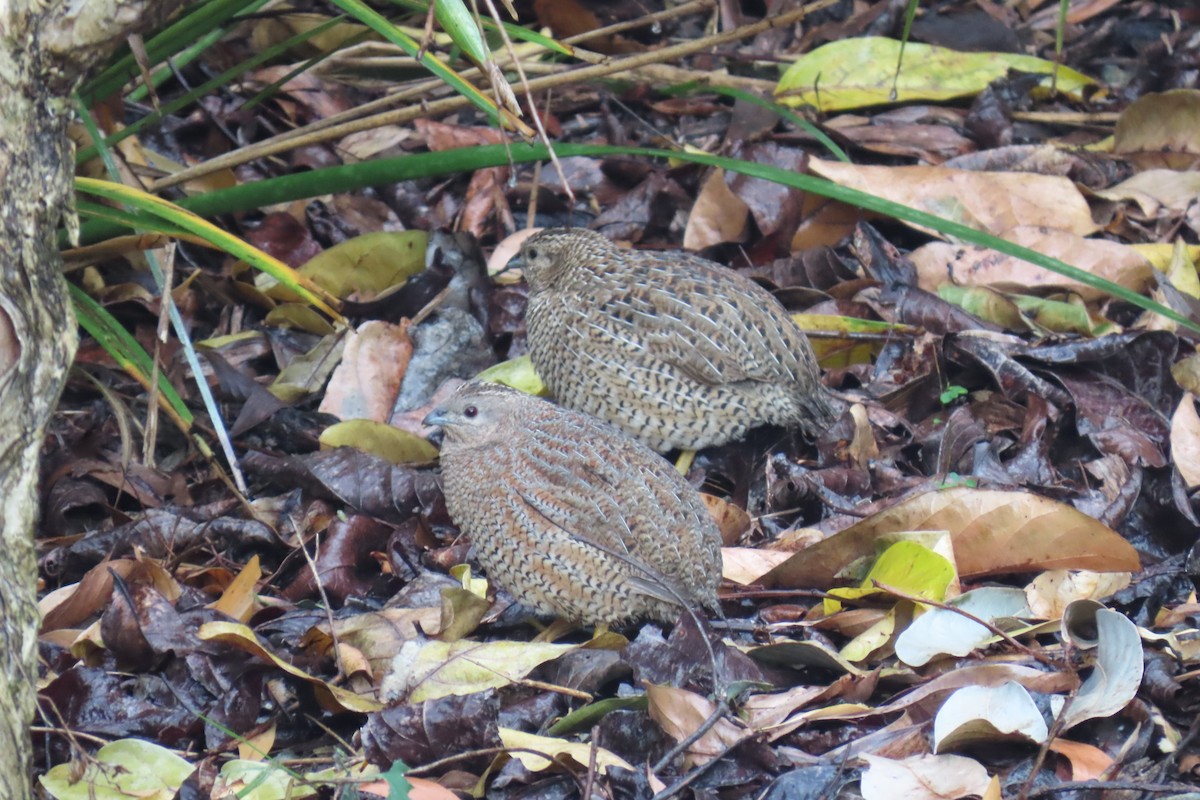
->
[[428, 381, 723, 625], [521, 228, 836, 452]]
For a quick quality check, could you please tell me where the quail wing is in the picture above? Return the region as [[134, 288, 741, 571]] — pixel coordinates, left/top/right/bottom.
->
[[583, 255, 820, 390], [507, 433, 705, 608]]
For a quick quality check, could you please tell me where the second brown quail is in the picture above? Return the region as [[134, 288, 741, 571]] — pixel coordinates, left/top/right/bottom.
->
[[516, 228, 837, 452], [422, 380, 723, 625]]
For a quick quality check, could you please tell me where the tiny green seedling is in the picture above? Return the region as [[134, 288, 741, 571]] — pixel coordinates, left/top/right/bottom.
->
[[939, 385, 968, 405], [938, 472, 979, 490]]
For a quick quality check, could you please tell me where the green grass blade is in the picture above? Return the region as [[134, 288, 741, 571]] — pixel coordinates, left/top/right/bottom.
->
[[78, 16, 352, 164], [70, 284, 195, 427], [70, 142, 1195, 333], [81, 0, 271, 104], [326, 0, 521, 131]]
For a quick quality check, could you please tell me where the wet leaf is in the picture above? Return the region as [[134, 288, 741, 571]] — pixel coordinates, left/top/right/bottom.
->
[[40, 739, 192, 800]]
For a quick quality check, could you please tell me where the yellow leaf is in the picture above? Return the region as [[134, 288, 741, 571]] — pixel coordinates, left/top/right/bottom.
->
[[777, 37, 1095, 113]]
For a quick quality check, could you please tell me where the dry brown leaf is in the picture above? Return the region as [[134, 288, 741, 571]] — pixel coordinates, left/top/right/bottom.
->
[[319, 320, 412, 423], [40, 559, 137, 632], [702, 494, 751, 546], [1171, 393, 1200, 488], [645, 684, 748, 768], [809, 157, 1098, 236], [761, 487, 1140, 588], [683, 168, 749, 250], [1113, 89, 1200, 170], [910, 227, 1153, 300]]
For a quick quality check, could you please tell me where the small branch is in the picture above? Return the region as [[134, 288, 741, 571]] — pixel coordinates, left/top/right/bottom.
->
[[871, 580, 1060, 668]]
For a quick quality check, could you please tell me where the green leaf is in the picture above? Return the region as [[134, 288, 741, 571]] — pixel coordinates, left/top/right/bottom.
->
[[40, 739, 193, 800], [382, 761, 412, 800], [939, 385, 968, 405], [474, 355, 547, 396], [777, 37, 1095, 112]]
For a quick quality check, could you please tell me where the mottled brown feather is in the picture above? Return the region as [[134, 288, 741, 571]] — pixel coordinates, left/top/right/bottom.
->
[[424, 381, 723, 625], [520, 228, 836, 451]]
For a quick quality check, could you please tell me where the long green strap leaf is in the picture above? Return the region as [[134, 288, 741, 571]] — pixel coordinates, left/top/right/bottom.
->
[[72, 142, 1198, 334]]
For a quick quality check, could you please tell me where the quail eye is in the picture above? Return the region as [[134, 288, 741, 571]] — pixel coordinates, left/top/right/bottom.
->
[[463, 405, 478, 418], [527, 247, 539, 260]]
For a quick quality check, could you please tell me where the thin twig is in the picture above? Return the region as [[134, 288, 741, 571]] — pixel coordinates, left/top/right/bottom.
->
[[582, 725, 600, 800], [1018, 682, 1078, 800], [651, 733, 745, 800], [871, 579, 1060, 668], [650, 698, 731, 775], [289, 514, 347, 679], [478, 0, 575, 203]]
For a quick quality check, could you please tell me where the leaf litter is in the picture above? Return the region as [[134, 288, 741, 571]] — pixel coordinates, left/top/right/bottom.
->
[[42, 0, 1200, 798]]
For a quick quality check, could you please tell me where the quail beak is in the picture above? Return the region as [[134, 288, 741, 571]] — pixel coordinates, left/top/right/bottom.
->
[[499, 252, 525, 276], [422, 408, 449, 428], [422, 409, 447, 448]]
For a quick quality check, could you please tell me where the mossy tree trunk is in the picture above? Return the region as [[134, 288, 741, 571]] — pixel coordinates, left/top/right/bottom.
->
[[0, 1, 183, 796]]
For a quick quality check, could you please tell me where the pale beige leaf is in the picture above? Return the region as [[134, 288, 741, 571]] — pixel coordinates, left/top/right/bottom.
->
[[861, 753, 992, 800], [1171, 393, 1200, 487], [911, 227, 1153, 300], [809, 157, 1097, 236], [498, 727, 633, 775], [1025, 570, 1132, 620], [1051, 607, 1143, 729], [722, 546, 792, 585], [933, 682, 1048, 752], [645, 684, 748, 767], [683, 168, 749, 250]]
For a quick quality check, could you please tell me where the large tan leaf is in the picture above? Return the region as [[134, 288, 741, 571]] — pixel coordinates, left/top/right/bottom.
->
[[809, 158, 1097, 237], [1171, 393, 1200, 488], [761, 488, 1140, 588], [1112, 89, 1200, 170], [912, 227, 1153, 300]]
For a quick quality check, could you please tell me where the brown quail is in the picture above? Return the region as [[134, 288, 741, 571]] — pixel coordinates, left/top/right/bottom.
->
[[517, 228, 837, 452], [422, 380, 723, 625]]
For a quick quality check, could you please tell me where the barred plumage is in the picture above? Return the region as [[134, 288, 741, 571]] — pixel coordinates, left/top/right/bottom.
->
[[423, 381, 722, 625], [519, 228, 837, 452]]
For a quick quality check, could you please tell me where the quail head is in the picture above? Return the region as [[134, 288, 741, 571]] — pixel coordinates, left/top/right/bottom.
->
[[517, 227, 837, 452], [422, 380, 723, 626]]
